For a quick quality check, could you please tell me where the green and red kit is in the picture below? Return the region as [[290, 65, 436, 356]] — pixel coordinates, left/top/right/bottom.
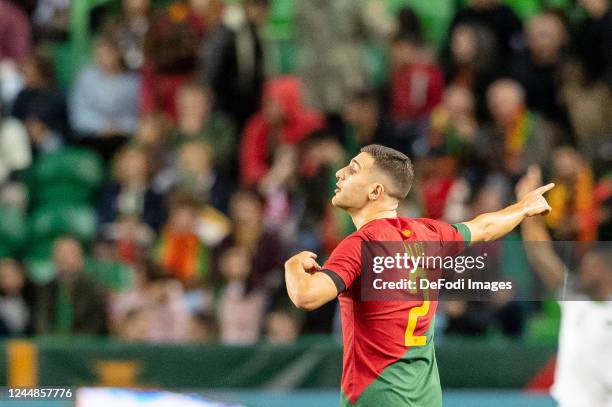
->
[[321, 217, 470, 406]]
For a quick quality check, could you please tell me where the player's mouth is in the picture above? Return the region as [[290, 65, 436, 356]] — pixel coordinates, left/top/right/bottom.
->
[[335, 184, 341, 194]]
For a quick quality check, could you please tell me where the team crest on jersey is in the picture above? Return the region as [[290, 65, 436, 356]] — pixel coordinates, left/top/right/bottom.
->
[[402, 229, 413, 238]]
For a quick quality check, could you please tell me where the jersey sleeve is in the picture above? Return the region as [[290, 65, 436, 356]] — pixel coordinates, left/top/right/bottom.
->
[[321, 234, 362, 292], [418, 218, 471, 255]]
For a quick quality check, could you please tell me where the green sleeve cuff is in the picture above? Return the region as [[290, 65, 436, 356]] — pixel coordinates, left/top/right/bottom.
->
[[452, 223, 471, 248]]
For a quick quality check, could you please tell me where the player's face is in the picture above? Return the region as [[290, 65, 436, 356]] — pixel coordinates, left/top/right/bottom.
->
[[332, 152, 377, 210]]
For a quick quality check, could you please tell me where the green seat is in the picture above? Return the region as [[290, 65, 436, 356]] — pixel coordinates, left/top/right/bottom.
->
[[86, 259, 136, 291], [25, 258, 56, 285], [386, 0, 455, 48], [0, 205, 28, 257], [28, 205, 97, 259], [267, 0, 295, 39], [29, 148, 104, 208]]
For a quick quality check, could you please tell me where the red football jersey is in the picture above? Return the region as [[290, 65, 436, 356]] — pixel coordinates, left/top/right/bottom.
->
[[321, 217, 470, 405]]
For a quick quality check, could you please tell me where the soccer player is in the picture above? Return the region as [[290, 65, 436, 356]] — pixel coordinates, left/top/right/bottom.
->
[[518, 166, 612, 407], [284, 145, 554, 406]]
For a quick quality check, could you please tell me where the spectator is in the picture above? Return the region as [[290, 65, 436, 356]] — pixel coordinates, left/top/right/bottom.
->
[[33, 237, 108, 334], [111, 261, 190, 342], [173, 81, 236, 174], [0, 0, 31, 107], [69, 35, 140, 159], [132, 113, 171, 177], [510, 10, 572, 137], [98, 146, 166, 242], [102, 0, 153, 71], [573, 0, 612, 87], [0, 111, 31, 185], [442, 22, 500, 119], [240, 76, 324, 186], [140, 10, 198, 121], [265, 309, 301, 344], [478, 79, 553, 178], [0, 258, 33, 336], [389, 33, 444, 154], [545, 146, 597, 241], [31, 0, 70, 42], [216, 245, 266, 344], [295, 0, 393, 116], [202, 0, 269, 128], [154, 194, 213, 288], [12, 49, 70, 139], [447, 0, 523, 64], [187, 311, 217, 342]]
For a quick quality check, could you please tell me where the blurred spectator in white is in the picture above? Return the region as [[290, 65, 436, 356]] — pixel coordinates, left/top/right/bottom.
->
[[173, 81, 236, 175], [442, 22, 500, 119], [112, 261, 190, 343], [98, 146, 166, 242], [13, 48, 70, 139], [69, 35, 139, 159], [573, 0, 612, 87], [0, 0, 31, 107], [265, 310, 301, 344], [33, 237, 107, 334], [240, 76, 324, 187], [102, 0, 153, 71], [545, 146, 597, 241], [202, 0, 269, 128], [295, 0, 393, 117], [510, 10, 572, 139], [217, 245, 266, 345], [31, 0, 69, 42], [447, 0, 523, 64], [0, 258, 33, 336], [0, 110, 31, 185], [478, 79, 553, 178]]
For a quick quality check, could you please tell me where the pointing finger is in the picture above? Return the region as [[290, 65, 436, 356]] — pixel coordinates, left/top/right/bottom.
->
[[534, 183, 555, 195]]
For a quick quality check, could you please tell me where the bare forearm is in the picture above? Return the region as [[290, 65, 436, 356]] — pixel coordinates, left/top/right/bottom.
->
[[284, 259, 311, 307], [464, 202, 528, 242], [520, 217, 566, 291]]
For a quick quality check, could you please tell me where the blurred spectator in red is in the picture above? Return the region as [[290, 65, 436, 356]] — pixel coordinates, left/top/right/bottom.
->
[[265, 309, 301, 344], [69, 35, 139, 159], [12, 48, 70, 139], [442, 22, 500, 119], [545, 146, 597, 241], [240, 76, 324, 186], [0, 258, 33, 336], [112, 261, 190, 343], [181, 0, 225, 39], [573, 0, 612, 87], [102, 0, 153, 71], [389, 32, 444, 153], [478, 79, 553, 178], [98, 146, 166, 236], [140, 8, 199, 121], [201, 0, 269, 128], [447, 0, 523, 64], [33, 237, 107, 334], [173, 81, 236, 174], [154, 194, 212, 288], [295, 0, 393, 117], [216, 245, 266, 344], [0, 0, 31, 62], [509, 10, 572, 139]]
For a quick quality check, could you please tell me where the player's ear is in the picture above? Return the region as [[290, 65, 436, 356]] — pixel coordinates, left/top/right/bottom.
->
[[368, 183, 384, 201]]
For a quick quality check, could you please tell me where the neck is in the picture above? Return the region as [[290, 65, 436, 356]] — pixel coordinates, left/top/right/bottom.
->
[[348, 206, 398, 230]]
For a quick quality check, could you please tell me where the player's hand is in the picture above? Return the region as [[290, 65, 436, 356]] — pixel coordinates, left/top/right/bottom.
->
[[516, 166, 555, 217], [286, 251, 322, 274]]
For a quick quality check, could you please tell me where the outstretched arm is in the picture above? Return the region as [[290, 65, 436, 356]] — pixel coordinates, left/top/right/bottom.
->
[[285, 252, 339, 311], [516, 167, 567, 291], [462, 179, 555, 243]]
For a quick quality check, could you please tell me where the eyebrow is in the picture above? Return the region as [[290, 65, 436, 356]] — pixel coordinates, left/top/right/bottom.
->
[[350, 159, 362, 169]]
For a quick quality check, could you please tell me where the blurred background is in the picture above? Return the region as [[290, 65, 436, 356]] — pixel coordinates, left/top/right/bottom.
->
[[0, 0, 611, 405]]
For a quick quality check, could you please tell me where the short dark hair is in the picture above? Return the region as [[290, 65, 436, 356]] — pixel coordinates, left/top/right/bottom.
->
[[360, 144, 414, 200]]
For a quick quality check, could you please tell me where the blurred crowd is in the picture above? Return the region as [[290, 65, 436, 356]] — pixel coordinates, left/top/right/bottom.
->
[[0, 0, 611, 344]]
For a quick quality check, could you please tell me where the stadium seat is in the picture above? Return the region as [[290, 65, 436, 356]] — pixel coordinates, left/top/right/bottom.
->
[[0, 205, 28, 258], [86, 259, 136, 291], [28, 148, 104, 209], [28, 205, 98, 259], [25, 257, 56, 285], [386, 0, 456, 48]]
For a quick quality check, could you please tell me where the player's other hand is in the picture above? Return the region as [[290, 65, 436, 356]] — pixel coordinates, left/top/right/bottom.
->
[[516, 166, 555, 217], [286, 251, 322, 274]]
